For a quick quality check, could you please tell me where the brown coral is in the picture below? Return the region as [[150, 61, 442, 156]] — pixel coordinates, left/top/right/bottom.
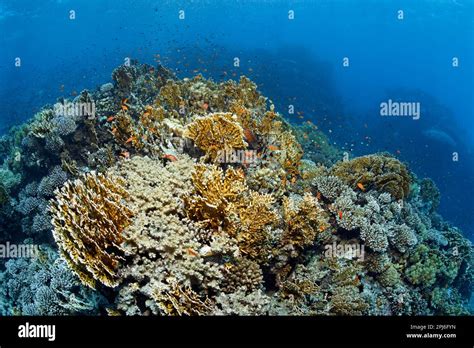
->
[[227, 191, 277, 260], [331, 154, 411, 200], [152, 283, 215, 316], [221, 258, 264, 293], [281, 193, 329, 249], [184, 113, 248, 161], [49, 172, 134, 288], [184, 164, 246, 229], [184, 164, 276, 261]]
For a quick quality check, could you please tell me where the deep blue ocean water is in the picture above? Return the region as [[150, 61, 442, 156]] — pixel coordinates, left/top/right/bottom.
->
[[1, 0, 473, 239]]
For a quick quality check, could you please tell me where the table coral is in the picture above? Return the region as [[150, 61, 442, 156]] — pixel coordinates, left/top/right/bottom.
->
[[49, 172, 134, 288]]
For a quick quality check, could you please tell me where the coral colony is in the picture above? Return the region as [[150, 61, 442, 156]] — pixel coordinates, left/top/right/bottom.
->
[[0, 62, 472, 316]]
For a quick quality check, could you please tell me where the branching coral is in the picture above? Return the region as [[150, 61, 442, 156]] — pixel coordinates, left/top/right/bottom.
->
[[151, 283, 215, 316], [0, 245, 103, 316], [184, 164, 247, 229], [49, 172, 134, 288], [184, 113, 248, 161], [226, 191, 277, 260], [184, 163, 276, 261], [281, 193, 329, 249], [331, 154, 411, 200]]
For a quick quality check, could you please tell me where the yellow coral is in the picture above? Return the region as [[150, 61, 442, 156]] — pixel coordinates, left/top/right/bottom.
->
[[49, 172, 134, 288], [282, 193, 329, 249], [184, 164, 246, 229], [152, 283, 214, 316], [184, 164, 276, 261], [227, 191, 277, 259], [331, 154, 411, 200], [275, 130, 304, 177], [184, 113, 248, 161]]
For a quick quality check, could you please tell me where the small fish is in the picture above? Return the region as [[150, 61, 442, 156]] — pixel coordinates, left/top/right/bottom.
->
[[163, 154, 178, 162], [202, 102, 209, 110], [120, 151, 130, 159], [125, 136, 136, 144], [316, 191, 321, 200], [187, 248, 199, 257], [121, 98, 129, 111], [106, 116, 115, 122], [319, 225, 326, 232], [268, 145, 279, 152], [338, 210, 343, 219], [111, 127, 117, 134], [356, 182, 366, 191], [243, 128, 257, 143]]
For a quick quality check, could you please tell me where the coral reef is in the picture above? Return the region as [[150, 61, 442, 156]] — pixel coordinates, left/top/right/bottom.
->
[[0, 244, 104, 315], [0, 61, 471, 317]]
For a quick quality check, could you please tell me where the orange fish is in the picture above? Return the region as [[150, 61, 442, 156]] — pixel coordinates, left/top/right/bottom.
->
[[316, 191, 321, 200], [121, 98, 129, 111], [163, 154, 178, 162], [268, 145, 279, 152], [120, 151, 130, 159], [111, 127, 117, 134], [125, 136, 135, 144], [356, 182, 366, 191], [202, 102, 209, 110], [319, 225, 326, 232], [243, 128, 257, 143], [338, 210, 343, 219], [187, 248, 199, 257], [107, 116, 115, 122]]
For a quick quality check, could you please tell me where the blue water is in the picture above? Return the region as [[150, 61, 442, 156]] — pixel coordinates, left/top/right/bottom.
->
[[1, 0, 473, 239]]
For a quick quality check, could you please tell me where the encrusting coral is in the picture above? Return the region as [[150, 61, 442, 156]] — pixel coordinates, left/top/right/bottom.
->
[[0, 61, 471, 316]]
